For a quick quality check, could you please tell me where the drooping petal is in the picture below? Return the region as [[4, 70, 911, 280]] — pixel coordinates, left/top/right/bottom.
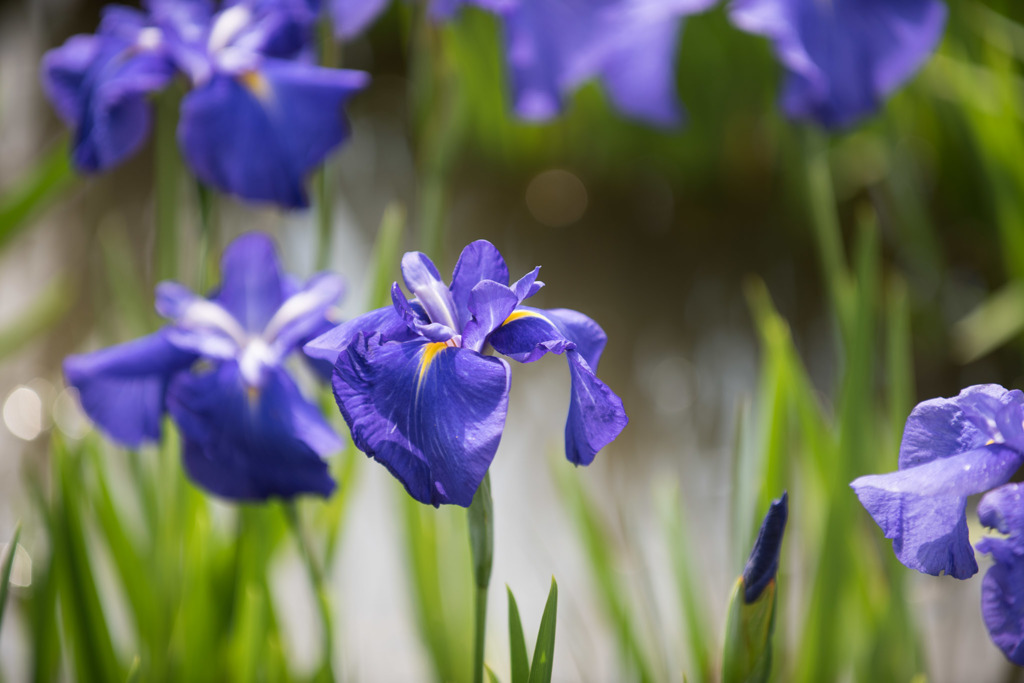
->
[[977, 484, 1024, 665], [167, 361, 339, 500], [728, 0, 947, 128], [303, 305, 415, 363], [332, 334, 511, 507], [488, 305, 626, 464], [178, 57, 369, 208], [449, 240, 510, 330], [211, 232, 287, 332], [851, 445, 1024, 578], [899, 384, 1015, 469], [63, 331, 197, 448], [563, 349, 628, 465], [41, 32, 176, 172]]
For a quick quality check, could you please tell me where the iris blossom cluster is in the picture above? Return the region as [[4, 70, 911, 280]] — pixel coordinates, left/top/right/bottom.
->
[[306, 240, 628, 507], [65, 233, 343, 500], [42, 0, 368, 207], [852, 384, 1024, 664], [331, 0, 946, 129]]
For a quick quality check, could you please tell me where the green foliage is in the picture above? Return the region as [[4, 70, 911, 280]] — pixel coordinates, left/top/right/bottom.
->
[[505, 579, 558, 683], [721, 580, 776, 683], [0, 522, 22, 635]]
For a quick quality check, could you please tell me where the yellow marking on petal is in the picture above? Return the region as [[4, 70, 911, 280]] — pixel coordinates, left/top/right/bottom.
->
[[418, 339, 458, 391], [987, 438, 996, 445], [239, 70, 271, 101], [502, 309, 546, 327]]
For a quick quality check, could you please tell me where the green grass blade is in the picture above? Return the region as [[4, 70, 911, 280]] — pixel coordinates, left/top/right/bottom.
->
[[657, 488, 712, 683], [486, 665, 501, 683], [367, 203, 407, 309], [0, 522, 22, 634], [0, 277, 74, 362], [0, 138, 75, 250], [527, 578, 558, 683], [507, 587, 530, 683], [52, 435, 123, 681]]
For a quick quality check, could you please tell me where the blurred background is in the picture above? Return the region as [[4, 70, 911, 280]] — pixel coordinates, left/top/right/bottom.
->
[[4, 0, 1024, 681]]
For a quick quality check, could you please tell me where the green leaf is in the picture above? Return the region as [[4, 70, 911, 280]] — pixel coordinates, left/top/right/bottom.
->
[[485, 665, 501, 683], [367, 203, 407, 309], [0, 138, 75, 250], [722, 580, 776, 683], [527, 578, 558, 683], [507, 587, 530, 683], [0, 521, 23, 634]]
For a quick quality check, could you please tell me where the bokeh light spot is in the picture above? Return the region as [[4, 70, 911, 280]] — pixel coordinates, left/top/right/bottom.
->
[[525, 169, 588, 227]]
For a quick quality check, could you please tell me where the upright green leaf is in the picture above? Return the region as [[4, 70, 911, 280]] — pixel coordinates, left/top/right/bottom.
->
[[0, 138, 75, 250], [527, 578, 558, 683], [0, 522, 23, 634], [368, 203, 407, 309], [507, 587, 530, 683]]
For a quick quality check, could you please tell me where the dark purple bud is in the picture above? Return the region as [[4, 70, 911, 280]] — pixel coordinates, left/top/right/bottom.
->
[[742, 492, 788, 604]]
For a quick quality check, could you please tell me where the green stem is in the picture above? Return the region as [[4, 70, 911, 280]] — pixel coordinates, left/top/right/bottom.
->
[[802, 128, 851, 340], [154, 88, 182, 282], [284, 503, 336, 682], [195, 183, 217, 292], [468, 473, 493, 683], [315, 16, 340, 272]]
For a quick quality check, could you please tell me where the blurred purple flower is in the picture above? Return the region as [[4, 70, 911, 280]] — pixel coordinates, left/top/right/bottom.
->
[[729, 0, 947, 128], [330, 0, 713, 126], [64, 233, 344, 501], [41, 0, 369, 207], [851, 384, 1024, 579], [977, 483, 1024, 665], [305, 240, 628, 507]]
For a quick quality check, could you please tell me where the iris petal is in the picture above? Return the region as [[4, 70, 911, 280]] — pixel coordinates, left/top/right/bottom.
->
[[178, 58, 368, 207], [41, 32, 175, 172], [303, 305, 414, 363], [449, 240, 510, 330], [729, 0, 947, 128], [167, 361, 339, 500], [978, 484, 1024, 665], [499, 0, 712, 125], [332, 334, 510, 507], [63, 331, 197, 448], [851, 445, 1024, 578], [898, 384, 1009, 469], [212, 232, 287, 333], [488, 305, 626, 465]]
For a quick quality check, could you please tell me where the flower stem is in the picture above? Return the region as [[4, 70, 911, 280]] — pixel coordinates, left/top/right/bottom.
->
[[315, 16, 340, 272], [154, 87, 181, 282], [284, 502, 336, 682], [468, 473, 493, 683], [195, 182, 217, 293]]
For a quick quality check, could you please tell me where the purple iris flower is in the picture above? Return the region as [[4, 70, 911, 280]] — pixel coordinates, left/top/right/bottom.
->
[[851, 384, 1024, 579], [330, 0, 712, 126], [64, 233, 344, 500], [41, 0, 369, 208], [977, 483, 1024, 665], [305, 240, 628, 507], [729, 0, 947, 128]]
